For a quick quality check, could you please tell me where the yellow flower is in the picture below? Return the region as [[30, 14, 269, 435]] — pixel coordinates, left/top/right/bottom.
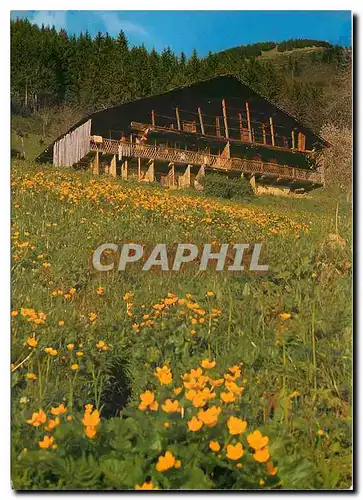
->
[[42, 262, 51, 268], [44, 347, 58, 356], [69, 288, 76, 296], [71, 364, 79, 371], [187, 417, 203, 432], [259, 480, 265, 487], [45, 417, 60, 431], [82, 409, 100, 427], [26, 337, 37, 348], [227, 416, 247, 435], [209, 440, 220, 452], [226, 443, 244, 460], [247, 430, 269, 451], [200, 359, 216, 369], [206, 291, 214, 297], [11, 310, 19, 317], [161, 399, 180, 413], [197, 406, 221, 427], [67, 344, 75, 351], [173, 387, 183, 396], [253, 447, 270, 463], [155, 451, 176, 472], [317, 429, 325, 437], [209, 378, 224, 388], [58, 320, 64, 326], [89, 312, 97, 322], [279, 313, 291, 321], [174, 460, 181, 469], [164, 422, 170, 429], [220, 392, 236, 403], [135, 481, 158, 490], [51, 404, 67, 416], [26, 372, 37, 381], [192, 395, 207, 408], [138, 391, 159, 411], [266, 460, 278, 476], [96, 340, 105, 348], [38, 435, 54, 449], [154, 365, 173, 385], [27, 409, 46, 427], [225, 381, 244, 395], [76, 351, 84, 357], [67, 415, 73, 421], [20, 397, 28, 404], [96, 287, 104, 296], [191, 329, 197, 335], [85, 404, 94, 413], [84, 425, 97, 439]]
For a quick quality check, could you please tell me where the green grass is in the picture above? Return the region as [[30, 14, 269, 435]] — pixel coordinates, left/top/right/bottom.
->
[[11, 161, 352, 490]]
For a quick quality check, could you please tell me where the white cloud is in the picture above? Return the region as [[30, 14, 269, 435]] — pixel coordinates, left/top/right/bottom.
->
[[31, 11, 67, 31], [99, 12, 148, 37]]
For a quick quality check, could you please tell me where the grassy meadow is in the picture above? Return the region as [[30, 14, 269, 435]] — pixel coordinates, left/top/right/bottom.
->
[[11, 161, 352, 490]]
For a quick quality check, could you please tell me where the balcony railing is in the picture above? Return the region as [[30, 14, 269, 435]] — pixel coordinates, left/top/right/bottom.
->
[[89, 138, 323, 185]]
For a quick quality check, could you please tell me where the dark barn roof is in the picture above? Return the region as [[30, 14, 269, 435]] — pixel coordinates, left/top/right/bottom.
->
[[37, 75, 329, 163]]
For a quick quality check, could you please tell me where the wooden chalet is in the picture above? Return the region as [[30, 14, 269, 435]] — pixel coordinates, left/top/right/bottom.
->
[[36, 75, 328, 193]]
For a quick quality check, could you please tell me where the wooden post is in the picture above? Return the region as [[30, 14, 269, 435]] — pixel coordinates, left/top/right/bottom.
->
[[196, 164, 205, 181], [249, 174, 256, 192], [245, 102, 252, 142], [168, 162, 175, 188], [198, 107, 205, 135], [222, 99, 229, 139], [262, 124, 267, 145], [94, 152, 99, 175], [151, 110, 155, 126], [269, 117, 275, 147], [180, 165, 191, 188], [145, 160, 154, 182], [110, 154, 117, 177], [291, 130, 296, 149], [175, 108, 181, 130], [121, 160, 128, 180], [138, 157, 142, 181], [238, 113, 243, 140], [216, 117, 221, 137]]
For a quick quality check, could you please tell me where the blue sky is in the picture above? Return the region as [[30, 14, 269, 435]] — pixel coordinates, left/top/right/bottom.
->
[[11, 10, 351, 56]]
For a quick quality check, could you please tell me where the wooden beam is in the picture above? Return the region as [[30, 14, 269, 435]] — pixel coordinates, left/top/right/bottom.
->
[[110, 154, 116, 177], [249, 174, 256, 192], [138, 157, 142, 181], [198, 107, 205, 135], [175, 107, 181, 130], [298, 132, 306, 151], [222, 99, 229, 139], [269, 117, 275, 147], [179, 165, 191, 188], [151, 110, 155, 126], [195, 164, 205, 181], [94, 152, 99, 175], [262, 124, 267, 145], [216, 117, 221, 137], [245, 102, 252, 142], [121, 160, 128, 180], [168, 162, 175, 188], [238, 113, 243, 140], [291, 130, 295, 149]]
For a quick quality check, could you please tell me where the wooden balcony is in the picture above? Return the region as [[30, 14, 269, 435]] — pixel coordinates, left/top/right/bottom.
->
[[89, 138, 323, 187]]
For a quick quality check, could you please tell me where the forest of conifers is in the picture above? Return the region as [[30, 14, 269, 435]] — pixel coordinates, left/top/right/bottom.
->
[[11, 18, 351, 136]]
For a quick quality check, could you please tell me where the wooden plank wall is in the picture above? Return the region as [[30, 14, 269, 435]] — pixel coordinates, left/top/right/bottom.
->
[[53, 119, 91, 167]]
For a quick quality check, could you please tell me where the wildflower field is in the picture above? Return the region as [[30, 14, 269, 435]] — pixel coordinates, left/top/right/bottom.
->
[[11, 161, 352, 490]]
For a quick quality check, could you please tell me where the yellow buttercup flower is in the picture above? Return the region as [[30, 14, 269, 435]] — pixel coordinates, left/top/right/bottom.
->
[[138, 391, 159, 411], [45, 417, 60, 431], [71, 364, 79, 371], [96, 340, 105, 348], [154, 365, 173, 385], [135, 481, 158, 490], [38, 435, 54, 449], [247, 430, 269, 451], [227, 416, 247, 435], [200, 359, 216, 369], [161, 399, 180, 413], [51, 404, 67, 416], [27, 409, 46, 427], [209, 440, 220, 452], [155, 451, 177, 472], [279, 313, 291, 321], [89, 312, 97, 322], [26, 372, 37, 380], [266, 460, 278, 476], [197, 406, 221, 427], [82, 409, 100, 427], [173, 387, 183, 396], [84, 426, 97, 439], [206, 291, 214, 297], [187, 417, 203, 432], [58, 320, 64, 326], [26, 337, 37, 348], [226, 443, 244, 460], [67, 344, 75, 351], [220, 391, 236, 403], [253, 447, 270, 463]]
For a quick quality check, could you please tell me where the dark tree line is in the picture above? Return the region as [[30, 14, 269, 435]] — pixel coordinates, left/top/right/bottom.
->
[[11, 18, 351, 134]]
